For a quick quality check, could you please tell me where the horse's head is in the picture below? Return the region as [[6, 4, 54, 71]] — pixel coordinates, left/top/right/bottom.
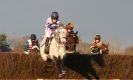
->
[[73, 31, 78, 39], [101, 43, 109, 54], [54, 24, 67, 44], [66, 30, 79, 52]]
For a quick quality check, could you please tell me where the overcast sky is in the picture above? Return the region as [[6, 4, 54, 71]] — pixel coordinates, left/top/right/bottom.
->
[[0, 0, 133, 47]]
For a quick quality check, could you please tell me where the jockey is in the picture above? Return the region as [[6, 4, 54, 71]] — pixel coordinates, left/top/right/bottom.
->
[[66, 22, 74, 36], [23, 34, 39, 54], [90, 34, 103, 54], [44, 12, 61, 53]]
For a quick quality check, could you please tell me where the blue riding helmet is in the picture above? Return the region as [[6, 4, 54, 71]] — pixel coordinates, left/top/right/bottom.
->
[[51, 12, 59, 20]]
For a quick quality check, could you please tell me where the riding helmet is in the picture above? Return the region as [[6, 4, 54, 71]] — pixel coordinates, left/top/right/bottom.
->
[[68, 22, 74, 30], [30, 34, 36, 40], [51, 12, 59, 20], [95, 34, 101, 40]]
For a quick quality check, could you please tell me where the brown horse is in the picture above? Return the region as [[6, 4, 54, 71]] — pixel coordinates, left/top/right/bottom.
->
[[66, 31, 79, 53], [90, 42, 109, 54], [30, 40, 40, 54], [65, 22, 79, 53], [101, 43, 109, 54]]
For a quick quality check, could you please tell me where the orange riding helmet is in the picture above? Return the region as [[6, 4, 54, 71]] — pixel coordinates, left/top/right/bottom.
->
[[66, 22, 74, 30]]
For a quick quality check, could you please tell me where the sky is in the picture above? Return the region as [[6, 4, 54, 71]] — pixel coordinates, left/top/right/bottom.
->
[[0, 0, 133, 48]]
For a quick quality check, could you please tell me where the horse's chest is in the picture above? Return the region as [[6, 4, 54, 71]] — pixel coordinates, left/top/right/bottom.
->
[[51, 38, 64, 47]]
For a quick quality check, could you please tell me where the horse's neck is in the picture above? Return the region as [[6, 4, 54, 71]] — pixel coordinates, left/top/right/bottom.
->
[[51, 38, 62, 46], [32, 41, 37, 46], [67, 32, 73, 37], [67, 31, 73, 34]]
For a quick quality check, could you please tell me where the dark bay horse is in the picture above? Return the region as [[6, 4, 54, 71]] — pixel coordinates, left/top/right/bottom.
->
[[30, 40, 40, 54], [66, 31, 79, 53], [101, 43, 109, 54], [65, 23, 79, 53]]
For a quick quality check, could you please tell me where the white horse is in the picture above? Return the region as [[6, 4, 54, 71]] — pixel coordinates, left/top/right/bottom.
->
[[40, 24, 67, 77]]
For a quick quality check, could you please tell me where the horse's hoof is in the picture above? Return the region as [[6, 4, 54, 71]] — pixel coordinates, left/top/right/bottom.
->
[[62, 70, 66, 75], [58, 74, 63, 78]]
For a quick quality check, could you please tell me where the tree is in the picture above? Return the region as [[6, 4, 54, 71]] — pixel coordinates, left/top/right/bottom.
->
[[0, 34, 11, 52], [0, 34, 6, 44]]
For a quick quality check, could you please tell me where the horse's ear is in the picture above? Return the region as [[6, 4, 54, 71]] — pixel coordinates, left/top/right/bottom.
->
[[75, 31, 78, 35]]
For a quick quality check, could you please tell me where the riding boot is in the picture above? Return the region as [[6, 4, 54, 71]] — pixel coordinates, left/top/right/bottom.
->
[[50, 37, 53, 41], [44, 37, 50, 53]]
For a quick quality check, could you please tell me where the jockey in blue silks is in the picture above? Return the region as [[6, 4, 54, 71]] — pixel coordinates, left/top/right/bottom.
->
[[44, 12, 61, 53]]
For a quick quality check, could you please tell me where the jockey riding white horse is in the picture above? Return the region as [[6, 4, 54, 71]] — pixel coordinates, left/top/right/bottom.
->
[[40, 24, 67, 77]]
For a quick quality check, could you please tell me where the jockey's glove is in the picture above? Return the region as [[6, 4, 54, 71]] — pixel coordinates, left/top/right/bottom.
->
[[48, 25, 55, 29], [50, 33, 54, 37]]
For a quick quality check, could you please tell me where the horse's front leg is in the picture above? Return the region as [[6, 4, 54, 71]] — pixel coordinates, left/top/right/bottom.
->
[[61, 55, 67, 75], [53, 56, 62, 77]]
